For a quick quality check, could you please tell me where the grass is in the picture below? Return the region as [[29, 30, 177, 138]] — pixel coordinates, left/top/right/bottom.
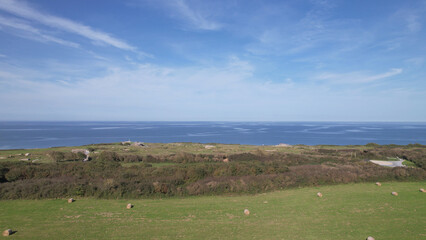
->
[[403, 160, 417, 167], [1, 181, 425, 239]]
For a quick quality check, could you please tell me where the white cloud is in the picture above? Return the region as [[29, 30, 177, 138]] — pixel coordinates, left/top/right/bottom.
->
[[315, 68, 403, 84], [392, 6, 425, 34], [166, 0, 221, 30], [0, 58, 303, 120], [0, 15, 79, 48], [0, 59, 424, 121], [244, 1, 368, 57], [0, 0, 137, 51], [0, 70, 19, 80], [405, 57, 424, 66], [406, 14, 421, 32]]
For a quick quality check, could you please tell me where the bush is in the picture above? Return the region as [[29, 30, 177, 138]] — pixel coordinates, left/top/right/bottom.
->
[[97, 151, 121, 162], [47, 151, 65, 162], [121, 154, 143, 163], [0, 146, 425, 199]]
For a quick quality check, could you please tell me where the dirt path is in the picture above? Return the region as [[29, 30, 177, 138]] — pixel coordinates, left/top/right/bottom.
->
[[370, 157, 405, 167]]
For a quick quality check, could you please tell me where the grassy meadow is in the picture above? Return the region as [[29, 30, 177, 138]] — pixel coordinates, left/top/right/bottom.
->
[[1, 181, 425, 239]]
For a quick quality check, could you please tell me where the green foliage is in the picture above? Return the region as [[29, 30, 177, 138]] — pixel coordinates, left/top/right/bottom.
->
[[1, 143, 425, 199], [402, 160, 417, 167], [47, 151, 65, 162], [97, 151, 121, 162], [366, 143, 380, 147]]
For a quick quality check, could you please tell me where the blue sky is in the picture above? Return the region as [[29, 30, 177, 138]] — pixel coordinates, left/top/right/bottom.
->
[[0, 0, 425, 121]]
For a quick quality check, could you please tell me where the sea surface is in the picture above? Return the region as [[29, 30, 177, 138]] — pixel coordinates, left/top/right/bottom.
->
[[0, 121, 425, 149]]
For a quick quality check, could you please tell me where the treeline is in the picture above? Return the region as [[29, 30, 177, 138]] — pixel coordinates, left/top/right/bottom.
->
[[1, 148, 425, 199]]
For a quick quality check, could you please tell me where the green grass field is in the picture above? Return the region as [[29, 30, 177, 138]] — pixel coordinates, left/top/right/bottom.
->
[[1, 182, 425, 239]]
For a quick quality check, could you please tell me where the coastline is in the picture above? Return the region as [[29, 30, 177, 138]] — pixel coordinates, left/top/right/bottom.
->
[[1, 121, 426, 150]]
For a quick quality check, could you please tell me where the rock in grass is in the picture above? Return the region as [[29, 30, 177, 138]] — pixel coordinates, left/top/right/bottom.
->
[[391, 192, 398, 196], [366, 236, 375, 240], [317, 192, 323, 198], [2, 229, 12, 236], [420, 188, 425, 193], [375, 182, 381, 186], [68, 198, 75, 203], [127, 203, 133, 209], [243, 209, 250, 215]]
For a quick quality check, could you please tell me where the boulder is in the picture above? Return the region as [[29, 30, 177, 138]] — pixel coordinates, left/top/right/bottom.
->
[[2, 229, 12, 236], [131, 142, 145, 147], [243, 209, 250, 215], [276, 143, 291, 147]]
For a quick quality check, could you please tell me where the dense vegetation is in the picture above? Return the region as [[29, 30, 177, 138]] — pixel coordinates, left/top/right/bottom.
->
[[0, 143, 425, 199]]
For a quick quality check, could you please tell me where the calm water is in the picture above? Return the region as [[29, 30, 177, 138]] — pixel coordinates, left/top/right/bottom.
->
[[0, 121, 425, 149]]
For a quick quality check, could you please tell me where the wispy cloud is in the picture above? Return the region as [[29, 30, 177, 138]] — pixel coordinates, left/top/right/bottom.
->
[[405, 57, 424, 66], [393, 8, 423, 33], [406, 14, 421, 32], [0, 15, 79, 48], [0, 70, 19, 80], [0, 58, 299, 120], [315, 68, 403, 84], [245, 1, 367, 57], [1, 58, 419, 121], [165, 0, 221, 30], [0, 0, 137, 51]]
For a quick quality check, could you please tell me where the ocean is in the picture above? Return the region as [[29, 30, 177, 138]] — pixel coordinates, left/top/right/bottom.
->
[[0, 121, 425, 149]]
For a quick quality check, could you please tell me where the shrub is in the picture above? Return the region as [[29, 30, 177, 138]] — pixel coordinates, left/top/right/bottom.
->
[[121, 154, 143, 163], [97, 151, 121, 162], [47, 151, 65, 162], [0, 146, 424, 199]]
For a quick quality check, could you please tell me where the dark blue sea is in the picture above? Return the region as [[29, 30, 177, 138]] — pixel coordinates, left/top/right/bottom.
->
[[0, 121, 425, 149]]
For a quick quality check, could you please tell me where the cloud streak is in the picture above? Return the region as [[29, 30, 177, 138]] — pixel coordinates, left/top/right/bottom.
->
[[0, 15, 79, 48], [315, 68, 403, 84], [0, 0, 136, 51], [244, 2, 365, 57], [1, 59, 420, 121], [166, 0, 221, 30]]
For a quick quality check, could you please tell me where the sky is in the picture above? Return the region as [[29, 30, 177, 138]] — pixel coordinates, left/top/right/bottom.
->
[[0, 0, 425, 121]]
